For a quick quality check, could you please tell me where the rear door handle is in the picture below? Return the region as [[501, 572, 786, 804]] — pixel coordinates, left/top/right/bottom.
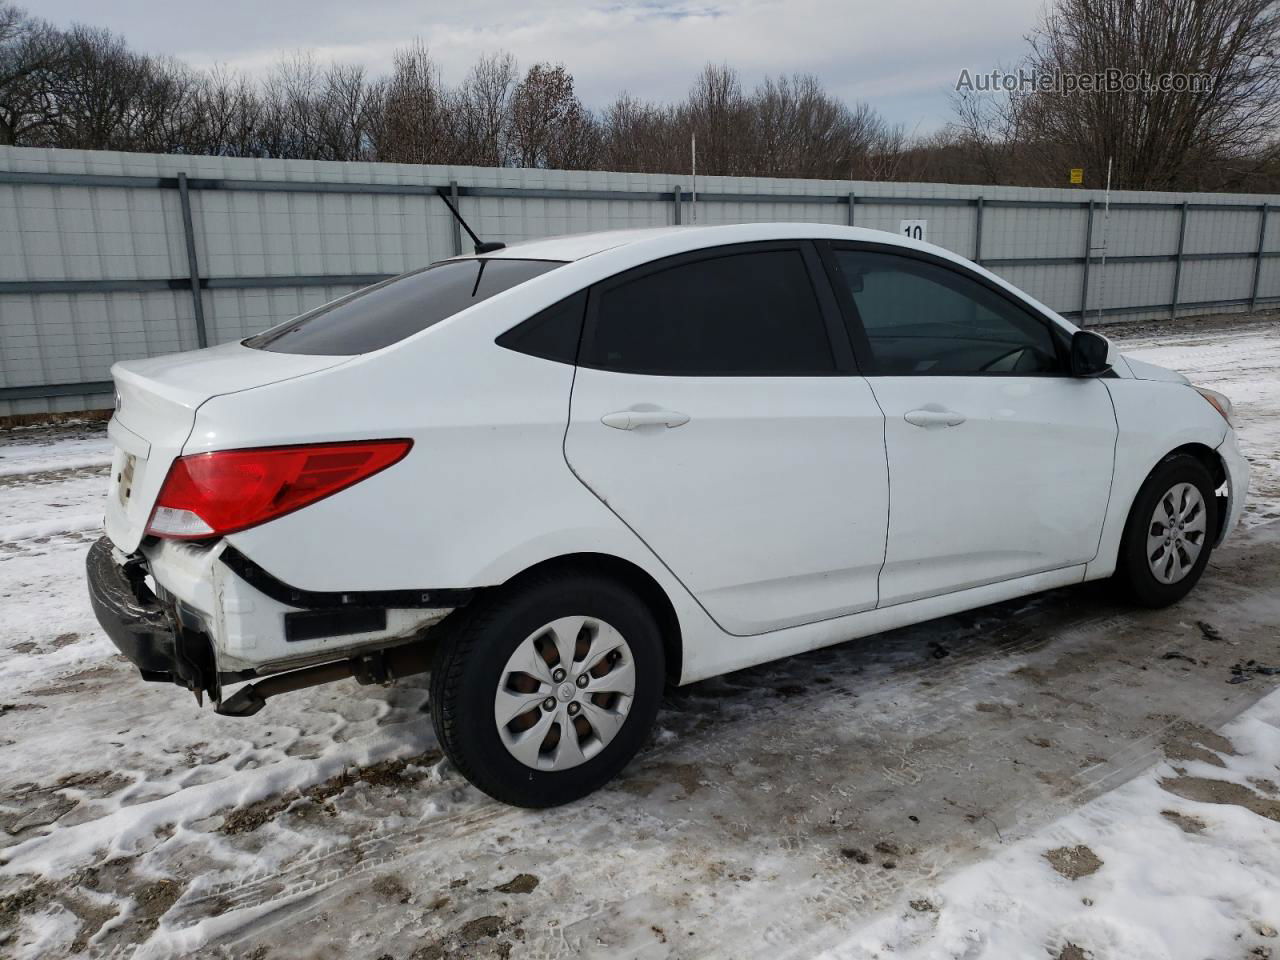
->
[[904, 408, 966, 428], [601, 409, 691, 430]]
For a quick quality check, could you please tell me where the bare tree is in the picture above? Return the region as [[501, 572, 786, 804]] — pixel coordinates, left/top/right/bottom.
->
[[48, 25, 157, 150], [454, 52, 517, 166], [190, 66, 264, 157], [509, 62, 597, 169], [130, 57, 209, 154], [746, 75, 904, 180], [0, 1, 63, 146], [371, 41, 452, 164], [683, 63, 749, 175], [10, 1, 1280, 190], [947, 75, 1030, 185], [596, 68, 907, 181], [1010, 0, 1280, 189], [314, 63, 380, 160], [598, 93, 685, 172], [860, 116, 911, 181]]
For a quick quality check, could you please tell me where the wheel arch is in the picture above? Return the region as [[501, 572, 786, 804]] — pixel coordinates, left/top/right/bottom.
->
[[488, 552, 684, 684], [1125, 442, 1230, 554], [1161, 442, 1226, 487], [1161, 442, 1230, 544]]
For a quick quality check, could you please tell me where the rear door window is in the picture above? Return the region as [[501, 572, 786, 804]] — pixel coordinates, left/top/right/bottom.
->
[[245, 258, 563, 355], [583, 248, 836, 375]]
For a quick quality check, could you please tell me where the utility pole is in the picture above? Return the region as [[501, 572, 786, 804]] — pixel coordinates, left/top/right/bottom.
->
[[691, 132, 697, 225], [1094, 156, 1112, 328]]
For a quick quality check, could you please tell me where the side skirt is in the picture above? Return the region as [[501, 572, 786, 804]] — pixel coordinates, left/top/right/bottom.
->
[[678, 564, 1087, 684]]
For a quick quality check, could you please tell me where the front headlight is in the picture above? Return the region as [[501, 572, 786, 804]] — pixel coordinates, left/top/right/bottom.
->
[[1194, 386, 1233, 426]]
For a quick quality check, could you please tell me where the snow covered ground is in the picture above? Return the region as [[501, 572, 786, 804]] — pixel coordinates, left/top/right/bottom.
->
[[1, 316, 1278, 960], [825, 690, 1280, 960]]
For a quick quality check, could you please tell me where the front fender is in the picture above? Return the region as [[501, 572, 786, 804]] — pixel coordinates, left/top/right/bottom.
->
[[1085, 379, 1228, 580]]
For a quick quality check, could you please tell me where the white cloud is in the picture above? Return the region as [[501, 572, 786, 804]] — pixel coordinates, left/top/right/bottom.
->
[[36, 0, 1040, 130]]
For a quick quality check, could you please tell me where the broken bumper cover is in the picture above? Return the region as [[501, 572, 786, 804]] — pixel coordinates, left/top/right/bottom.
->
[[1216, 429, 1249, 544], [89, 534, 471, 683], [86, 535, 183, 680]]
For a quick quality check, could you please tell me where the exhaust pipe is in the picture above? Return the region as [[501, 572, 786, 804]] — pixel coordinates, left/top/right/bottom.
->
[[215, 644, 432, 717]]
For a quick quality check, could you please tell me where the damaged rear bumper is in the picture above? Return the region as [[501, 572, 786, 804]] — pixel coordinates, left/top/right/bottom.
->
[[87, 534, 472, 705], [86, 535, 214, 691]]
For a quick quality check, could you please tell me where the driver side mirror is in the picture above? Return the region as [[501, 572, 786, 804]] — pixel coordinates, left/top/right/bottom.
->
[[1070, 330, 1112, 377]]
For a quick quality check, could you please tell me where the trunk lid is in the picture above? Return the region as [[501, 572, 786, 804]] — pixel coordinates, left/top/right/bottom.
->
[[103, 342, 350, 552]]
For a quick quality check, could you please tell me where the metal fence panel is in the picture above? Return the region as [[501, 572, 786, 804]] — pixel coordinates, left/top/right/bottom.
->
[[2, 146, 1279, 416]]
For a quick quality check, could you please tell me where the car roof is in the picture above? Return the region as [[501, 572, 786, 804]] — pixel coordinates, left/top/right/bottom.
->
[[483, 227, 697, 261], [479, 223, 934, 263], [467, 221, 1078, 339]]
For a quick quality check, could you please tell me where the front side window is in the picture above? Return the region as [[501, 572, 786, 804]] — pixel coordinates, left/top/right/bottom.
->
[[831, 250, 1063, 375], [584, 248, 836, 376], [246, 258, 563, 356]]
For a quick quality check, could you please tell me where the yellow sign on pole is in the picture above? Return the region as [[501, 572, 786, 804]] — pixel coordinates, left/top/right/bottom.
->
[[1069, 168, 1084, 185]]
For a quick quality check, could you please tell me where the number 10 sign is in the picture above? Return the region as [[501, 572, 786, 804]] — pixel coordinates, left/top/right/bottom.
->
[[900, 219, 927, 242]]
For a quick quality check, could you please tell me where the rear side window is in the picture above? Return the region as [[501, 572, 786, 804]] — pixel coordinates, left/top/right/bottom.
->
[[245, 258, 563, 355], [583, 249, 836, 375], [496, 292, 587, 364]]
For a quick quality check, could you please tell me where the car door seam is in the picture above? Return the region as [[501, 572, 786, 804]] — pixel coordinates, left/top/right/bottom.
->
[[559, 287, 742, 636], [1093, 379, 1124, 568], [560, 368, 739, 636], [861, 378, 892, 609]]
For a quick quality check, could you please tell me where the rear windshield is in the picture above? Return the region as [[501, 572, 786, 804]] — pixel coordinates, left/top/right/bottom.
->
[[244, 258, 564, 355]]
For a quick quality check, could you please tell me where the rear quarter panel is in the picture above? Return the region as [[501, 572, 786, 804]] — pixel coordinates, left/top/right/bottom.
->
[[1085, 379, 1228, 580], [186, 302, 722, 681], [194, 336, 625, 589]]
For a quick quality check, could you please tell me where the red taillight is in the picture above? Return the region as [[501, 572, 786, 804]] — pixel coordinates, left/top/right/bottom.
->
[[146, 439, 412, 539]]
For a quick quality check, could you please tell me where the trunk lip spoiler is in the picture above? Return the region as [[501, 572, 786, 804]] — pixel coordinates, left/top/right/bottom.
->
[[110, 341, 353, 414], [108, 417, 151, 460]]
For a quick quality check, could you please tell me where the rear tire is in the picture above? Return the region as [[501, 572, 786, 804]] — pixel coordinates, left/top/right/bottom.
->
[[1113, 454, 1218, 608], [429, 570, 664, 807]]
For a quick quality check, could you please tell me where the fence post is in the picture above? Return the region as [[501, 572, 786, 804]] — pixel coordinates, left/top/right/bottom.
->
[[848, 192, 856, 227], [176, 172, 208, 349], [1250, 203, 1269, 312], [448, 180, 463, 255], [974, 196, 984, 265], [673, 186, 682, 225], [1079, 199, 1095, 327], [1170, 201, 1188, 320]]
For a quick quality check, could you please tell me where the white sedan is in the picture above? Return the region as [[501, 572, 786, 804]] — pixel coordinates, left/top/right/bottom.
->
[[87, 223, 1248, 806]]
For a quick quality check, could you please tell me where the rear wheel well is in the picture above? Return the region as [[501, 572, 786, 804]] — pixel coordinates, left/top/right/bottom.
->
[[483, 554, 683, 684]]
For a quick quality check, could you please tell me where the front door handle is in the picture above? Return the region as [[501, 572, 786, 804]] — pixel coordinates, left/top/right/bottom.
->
[[904, 407, 966, 429], [601, 409, 691, 430]]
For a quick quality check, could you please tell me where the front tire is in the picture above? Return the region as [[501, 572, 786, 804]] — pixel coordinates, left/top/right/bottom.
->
[[429, 571, 664, 807], [1114, 454, 1218, 608]]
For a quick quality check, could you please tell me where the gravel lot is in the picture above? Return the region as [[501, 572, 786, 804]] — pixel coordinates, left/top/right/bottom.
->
[[1, 316, 1278, 959]]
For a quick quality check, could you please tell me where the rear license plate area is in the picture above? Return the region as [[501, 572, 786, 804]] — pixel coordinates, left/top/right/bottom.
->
[[117, 453, 137, 507]]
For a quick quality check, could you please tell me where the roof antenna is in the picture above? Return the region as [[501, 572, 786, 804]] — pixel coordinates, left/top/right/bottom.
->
[[435, 187, 506, 254]]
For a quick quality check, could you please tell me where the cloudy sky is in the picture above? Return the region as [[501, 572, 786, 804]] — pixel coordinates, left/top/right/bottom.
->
[[35, 0, 1042, 131]]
